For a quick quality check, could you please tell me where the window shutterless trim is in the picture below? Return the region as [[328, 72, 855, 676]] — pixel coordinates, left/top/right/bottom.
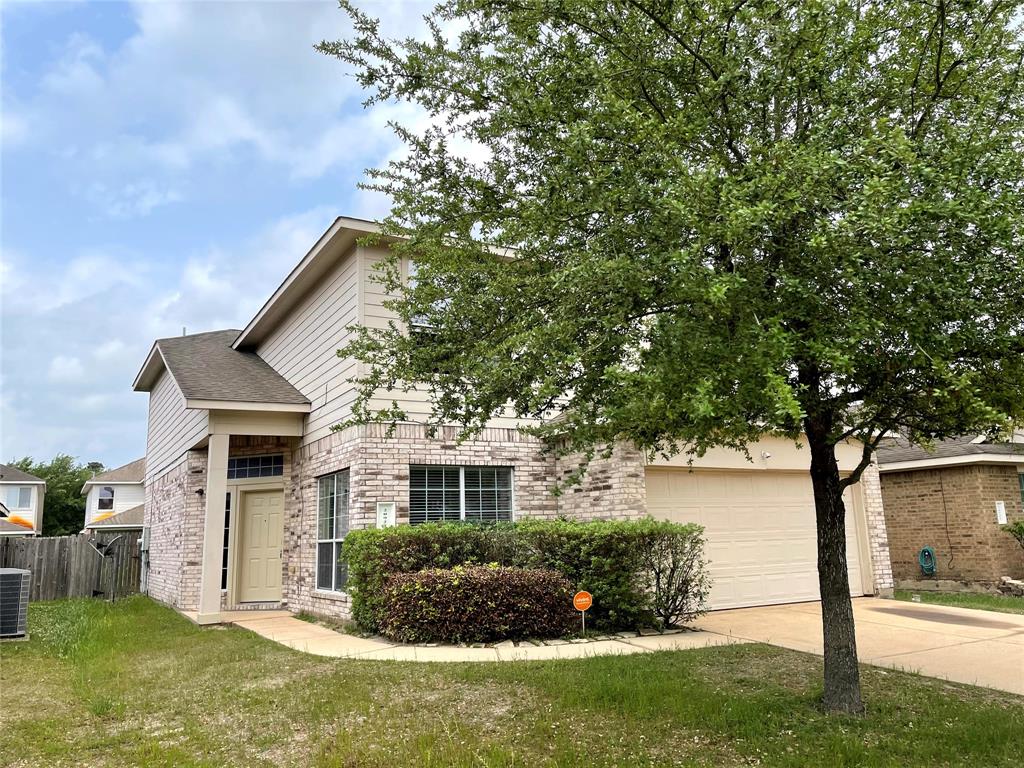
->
[[408, 465, 513, 525], [316, 470, 350, 592]]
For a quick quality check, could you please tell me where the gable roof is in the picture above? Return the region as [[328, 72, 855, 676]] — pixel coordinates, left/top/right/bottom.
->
[[85, 457, 146, 484], [87, 504, 143, 529], [0, 464, 45, 484], [877, 435, 1024, 471], [81, 458, 146, 494], [233, 217, 383, 350], [133, 329, 310, 408]]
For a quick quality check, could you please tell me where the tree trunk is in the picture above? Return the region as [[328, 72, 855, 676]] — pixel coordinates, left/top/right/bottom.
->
[[806, 421, 865, 715]]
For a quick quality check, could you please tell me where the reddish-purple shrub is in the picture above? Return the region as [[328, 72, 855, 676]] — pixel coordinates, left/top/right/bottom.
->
[[377, 565, 577, 643]]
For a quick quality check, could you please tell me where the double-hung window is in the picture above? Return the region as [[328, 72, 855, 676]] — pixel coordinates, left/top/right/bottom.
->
[[98, 486, 114, 511], [3, 486, 32, 511], [409, 465, 513, 524], [1019, 473, 1024, 505], [317, 470, 350, 592]]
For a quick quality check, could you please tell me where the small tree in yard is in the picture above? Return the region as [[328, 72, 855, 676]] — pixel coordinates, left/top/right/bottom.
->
[[320, 1, 1024, 713]]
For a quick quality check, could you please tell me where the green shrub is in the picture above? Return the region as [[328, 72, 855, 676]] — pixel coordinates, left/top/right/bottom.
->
[[634, 520, 711, 627], [1004, 520, 1024, 551], [344, 518, 709, 634], [377, 565, 577, 643]]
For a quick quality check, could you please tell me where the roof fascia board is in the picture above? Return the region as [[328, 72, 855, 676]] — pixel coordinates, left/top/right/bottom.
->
[[879, 453, 1024, 472], [132, 341, 165, 391], [185, 399, 311, 413], [0, 480, 46, 485]]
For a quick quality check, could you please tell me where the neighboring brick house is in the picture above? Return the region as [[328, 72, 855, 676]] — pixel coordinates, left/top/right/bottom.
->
[[133, 217, 893, 624], [878, 435, 1024, 589]]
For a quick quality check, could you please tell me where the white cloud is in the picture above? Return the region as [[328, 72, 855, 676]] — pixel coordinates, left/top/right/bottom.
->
[[48, 355, 84, 382], [1, 204, 338, 464]]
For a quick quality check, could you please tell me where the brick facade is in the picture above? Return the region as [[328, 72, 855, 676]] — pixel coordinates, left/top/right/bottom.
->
[[143, 453, 206, 608], [860, 462, 894, 595], [146, 425, 896, 618], [880, 464, 1024, 587]]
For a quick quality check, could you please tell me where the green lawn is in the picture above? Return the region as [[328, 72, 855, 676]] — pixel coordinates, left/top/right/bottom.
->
[[1, 598, 1021, 767], [894, 589, 1024, 615]]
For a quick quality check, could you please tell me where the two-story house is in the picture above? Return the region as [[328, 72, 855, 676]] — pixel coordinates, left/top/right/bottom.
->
[[133, 217, 894, 625], [81, 458, 146, 533], [0, 464, 46, 536]]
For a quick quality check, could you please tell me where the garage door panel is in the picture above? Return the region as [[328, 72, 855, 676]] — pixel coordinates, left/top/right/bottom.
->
[[646, 468, 867, 610]]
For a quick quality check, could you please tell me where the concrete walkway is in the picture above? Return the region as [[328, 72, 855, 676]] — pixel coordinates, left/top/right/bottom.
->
[[200, 598, 1024, 695], [211, 610, 743, 661], [696, 598, 1024, 695]]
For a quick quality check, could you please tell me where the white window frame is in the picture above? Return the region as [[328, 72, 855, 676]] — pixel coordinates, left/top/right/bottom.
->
[[316, 470, 350, 593], [408, 465, 514, 525], [97, 486, 115, 511], [4, 486, 32, 511]]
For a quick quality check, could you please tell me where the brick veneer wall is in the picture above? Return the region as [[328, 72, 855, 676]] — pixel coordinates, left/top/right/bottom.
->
[[284, 423, 564, 616], [880, 464, 1024, 585], [554, 442, 648, 519], [860, 461, 894, 595], [143, 452, 206, 609]]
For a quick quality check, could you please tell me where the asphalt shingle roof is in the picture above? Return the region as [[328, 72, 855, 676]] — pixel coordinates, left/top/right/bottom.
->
[[85, 458, 146, 485], [877, 435, 1024, 464], [156, 330, 309, 406], [0, 463, 44, 483], [88, 505, 144, 528], [0, 518, 34, 534]]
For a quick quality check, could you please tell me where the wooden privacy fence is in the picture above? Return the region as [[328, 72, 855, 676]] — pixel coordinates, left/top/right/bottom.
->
[[0, 533, 141, 601]]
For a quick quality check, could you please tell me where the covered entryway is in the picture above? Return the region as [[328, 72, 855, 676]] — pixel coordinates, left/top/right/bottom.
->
[[646, 468, 868, 609], [236, 489, 284, 602]]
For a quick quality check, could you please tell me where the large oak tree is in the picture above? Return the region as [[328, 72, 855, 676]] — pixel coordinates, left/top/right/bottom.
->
[[320, 0, 1024, 713]]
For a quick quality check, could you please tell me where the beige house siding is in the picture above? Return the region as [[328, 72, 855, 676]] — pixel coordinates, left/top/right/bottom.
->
[[359, 245, 540, 430], [255, 244, 361, 446], [146, 369, 208, 482]]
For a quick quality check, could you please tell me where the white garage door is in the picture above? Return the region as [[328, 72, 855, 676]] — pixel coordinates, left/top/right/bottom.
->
[[645, 469, 867, 610]]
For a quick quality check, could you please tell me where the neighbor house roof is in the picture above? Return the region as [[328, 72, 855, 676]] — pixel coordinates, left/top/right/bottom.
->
[[0, 518, 35, 534], [0, 464, 45, 484], [87, 504, 144, 529], [81, 458, 146, 494], [877, 435, 1024, 472], [132, 329, 310, 410]]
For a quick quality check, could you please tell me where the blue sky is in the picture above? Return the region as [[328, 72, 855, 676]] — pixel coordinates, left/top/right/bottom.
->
[[1, 1, 429, 469]]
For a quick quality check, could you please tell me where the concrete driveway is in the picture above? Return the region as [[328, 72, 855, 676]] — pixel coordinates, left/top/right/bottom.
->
[[695, 598, 1024, 695]]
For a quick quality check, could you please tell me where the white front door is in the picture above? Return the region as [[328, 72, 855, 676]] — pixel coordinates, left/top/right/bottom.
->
[[237, 490, 284, 602]]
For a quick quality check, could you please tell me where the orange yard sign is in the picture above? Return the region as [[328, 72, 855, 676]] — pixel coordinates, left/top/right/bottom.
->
[[573, 591, 592, 612]]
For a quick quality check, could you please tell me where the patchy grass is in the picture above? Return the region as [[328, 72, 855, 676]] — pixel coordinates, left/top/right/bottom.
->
[[1, 598, 1021, 767], [895, 589, 1024, 615]]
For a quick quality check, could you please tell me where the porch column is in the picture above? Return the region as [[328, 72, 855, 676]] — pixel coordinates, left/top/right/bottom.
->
[[196, 433, 229, 624]]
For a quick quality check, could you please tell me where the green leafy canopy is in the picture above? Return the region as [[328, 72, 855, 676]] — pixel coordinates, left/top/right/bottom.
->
[[320, 0, 1024, 477]]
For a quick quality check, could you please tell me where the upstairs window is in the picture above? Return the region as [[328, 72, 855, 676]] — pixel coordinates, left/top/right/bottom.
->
[[98, 486, 114, 511], [3, 486, 32, 510], [1019, 473, 1023, 505], [227, 454, 283, 480], [409, 465, 513, 525]]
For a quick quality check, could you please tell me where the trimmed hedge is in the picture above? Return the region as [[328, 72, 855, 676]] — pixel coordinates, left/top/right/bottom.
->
[[378, 565, 577, 643], [343, 518, 708, 634]]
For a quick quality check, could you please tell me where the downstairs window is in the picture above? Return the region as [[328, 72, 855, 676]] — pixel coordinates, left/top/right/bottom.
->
[[317, 470, 350, 592], [409, 465, 513, 524]]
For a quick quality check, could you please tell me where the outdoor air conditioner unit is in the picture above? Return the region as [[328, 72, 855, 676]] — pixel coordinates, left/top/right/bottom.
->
[[0, 568, 31, 638]]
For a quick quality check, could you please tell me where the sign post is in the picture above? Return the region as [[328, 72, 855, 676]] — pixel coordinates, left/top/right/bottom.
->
[[573, 590, 592, 635]]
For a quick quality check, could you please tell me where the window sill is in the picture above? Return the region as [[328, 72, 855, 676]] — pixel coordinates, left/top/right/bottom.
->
[[313, 589, 349, 601]]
